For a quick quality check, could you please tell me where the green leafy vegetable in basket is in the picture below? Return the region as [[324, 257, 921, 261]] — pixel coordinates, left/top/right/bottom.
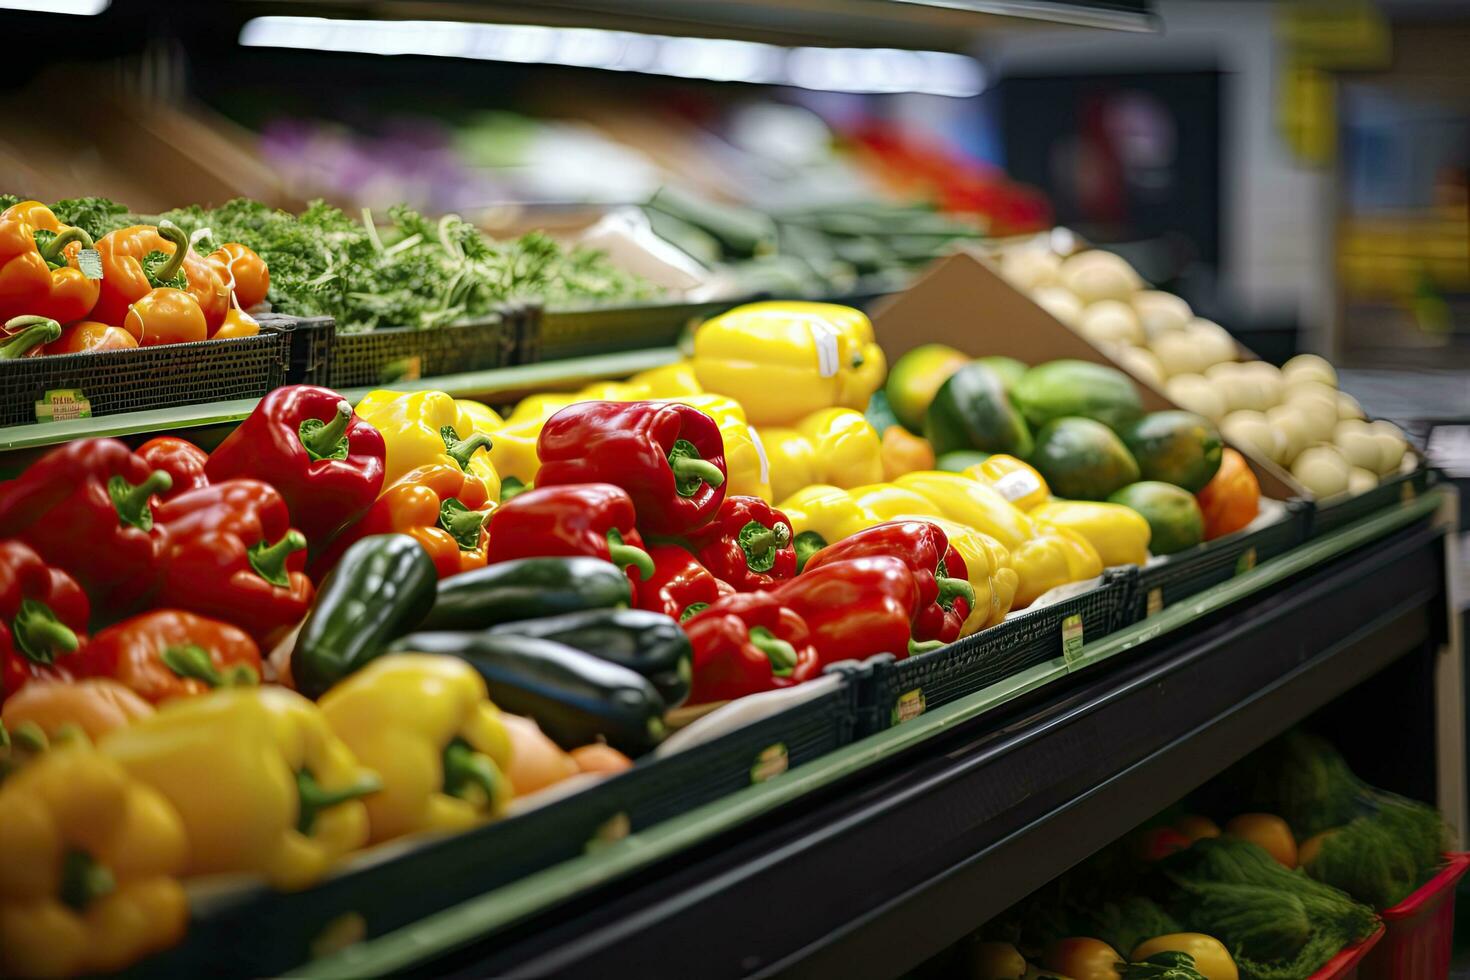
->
[[1300, 793, 1447, 909]]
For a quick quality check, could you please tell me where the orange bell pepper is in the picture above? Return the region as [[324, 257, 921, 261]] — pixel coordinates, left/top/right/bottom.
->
[[1196, 448, 1261, 540], [0, 201, 100, 325], [880, 426, 936, 480], [1, 677, 154, 740], [124, 287, 207, 347], [46, 319, 138, 354], [213, 305, 261, 339], [207, 242, 270, 310], [92, 222, 229, 332], [311, 462, 494, 579]]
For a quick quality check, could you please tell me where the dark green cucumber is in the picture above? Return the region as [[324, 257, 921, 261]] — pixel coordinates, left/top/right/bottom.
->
[[487, 608, 692, 708], [292, 534, 439, 699], [389, 632, 666, 755], [421, 557, 631, 631]]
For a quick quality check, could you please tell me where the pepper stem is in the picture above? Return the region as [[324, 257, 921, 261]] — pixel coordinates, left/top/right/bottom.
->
[[792, 531, 827, 573], [11, 599, 78, 666], [749, 626, 797, 677], [937, 576, 975, 609], [440, 427, 493, 471], [499, 476, 529, 503], [679, 602, 709, 623], [438, 498, 488, 551], [298, 401, 353, 462], [606, 528, 654, 581], [11, 721, 47, 753], [108, 470, 171, 531], [296, 768, 382, 835], [0, 316, 60, 358], [908, 639, 945, 657], [248, 530, 307, 587], [60, 850, 115, 911], [37, 226, 93, 267], [160, 644, 257, 688], [667, 438, 724, 497], [442, 738, 504, 808], [152, 220, 191, 285]]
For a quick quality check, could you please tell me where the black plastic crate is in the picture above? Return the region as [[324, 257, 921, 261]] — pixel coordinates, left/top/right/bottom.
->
[[325, 312, 515, 389], [258, 313, 335, 386], [125, 678, 858, 979], [527, 300, 734, 363], [1129, 500, 1309, 620], [856, 568, 1137, 737], [0, 327, 291, 426], [1307, 465, 1434, 539]]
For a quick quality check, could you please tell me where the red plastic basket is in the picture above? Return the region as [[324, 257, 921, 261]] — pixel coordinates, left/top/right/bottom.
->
[[1308, 927, 1385, 980], [1360, 851, 1470, 980]]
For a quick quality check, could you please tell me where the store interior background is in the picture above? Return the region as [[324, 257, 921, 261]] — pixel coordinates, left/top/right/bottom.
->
[[2, 0, 1467, 670]]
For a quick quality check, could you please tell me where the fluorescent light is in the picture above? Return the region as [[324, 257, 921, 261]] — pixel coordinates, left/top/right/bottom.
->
[[0, 0, 108, 12], [238, 16, 985, 98]]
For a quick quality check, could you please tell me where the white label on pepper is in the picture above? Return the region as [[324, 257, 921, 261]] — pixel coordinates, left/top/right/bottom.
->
[[809, 320, 839, 378], [991, 469, 1042, 503]]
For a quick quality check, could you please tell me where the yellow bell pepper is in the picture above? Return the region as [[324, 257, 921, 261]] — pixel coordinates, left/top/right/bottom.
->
[[101, 687, 378, 891], [895, 514, 1019, 635], [758, 426, 822, 503], [848, 483, 946, 521], [880, 426, 936, 481], [1009, 537, 1074, 609], [357, 390, 501, 499], [1030, 500, 1152, 568], [795, 408, 884, 489], [663, 393, 772, 501], [967, 455, 1051, 511], [577, 380, 651, 401], [507, 392, 577, 424], [455, 398, 504, 435], [892, 471, 1039, 551], [692, 301, 886, 425], [0, 746, 188, 978], [1038, 525, 1104, 581], [630, 360, 702, 398], [320, 654, 513, 844], [777, 484, 882, 568]]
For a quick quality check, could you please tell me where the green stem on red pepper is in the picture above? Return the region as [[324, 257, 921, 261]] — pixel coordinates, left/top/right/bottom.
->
[[908, 639, 945, 656], [606, 528, 655, 581], [298, 401, 353, 462], [107, 470, 171, 531], [792, 530, 827, 573], [160, 643, 259, 689], [11, 598, 78, 665], [295, 767, 383, 835], [440, 426, 492, 471], [0, 316, 60, 358], [748, 626, 797, 676], [441, 737, 503, 804], [679, 602, 709, 623], [667, 438, 725, 497], [248, 530, 307, 587]]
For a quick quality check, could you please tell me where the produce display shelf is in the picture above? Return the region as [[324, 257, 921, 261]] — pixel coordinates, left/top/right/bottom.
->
[[294, 490, 1453, 980], [0, 347, 682, 465]]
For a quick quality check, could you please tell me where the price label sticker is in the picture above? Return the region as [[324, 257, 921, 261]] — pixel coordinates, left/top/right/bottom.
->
[[991, 468, 1043, 504], [891, 688, 926, 725], [76, 248, 102, 280], [1235, 547, 1257, 576], [1401, 481, 1416, 504], [1146, 588, 1164, 617], [35, 389, 91, 423], [750, 743, 789, 784], [1062, 613, 1085, 667]]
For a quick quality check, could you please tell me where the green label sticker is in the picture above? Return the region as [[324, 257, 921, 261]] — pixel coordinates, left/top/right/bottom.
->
[[1062, 613, 1085, 666], [750, 743, 788, 784], [35, 389, 91, 423], [1146, 587, 1163, 618], [1235, 547, 1257, 575], [1401, 481, 1415, 504], [76, 248, 103, 280], [891, 688, 926, 725], [585, 812, 630, 853]]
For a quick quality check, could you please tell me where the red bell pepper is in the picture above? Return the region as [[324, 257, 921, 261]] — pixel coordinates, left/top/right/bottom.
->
[[82, 609, 261, 704], [685, 495, 797, 592], [136, 436, 210, 501], [773, 556, 933, 664], [0, 438, 172, 621], [801, 521, 975, 644], [935, 544, 972, 643], [536, 401, 727, 535], [484, 483, 655, 591], [636, 545, 734, 622], [205, 385, 386, 546], [0, 540, 90, 697], [684, 591, 820, 704], [155, 479, 314, 649]]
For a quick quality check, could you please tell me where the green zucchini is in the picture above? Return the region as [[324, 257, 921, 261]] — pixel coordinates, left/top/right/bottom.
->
[[421, 557, 631, 631], [389, 631, 666, 755], [488, 608, 692, 708]]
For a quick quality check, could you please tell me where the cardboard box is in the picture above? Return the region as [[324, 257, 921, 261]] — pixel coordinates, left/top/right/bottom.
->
[[869, 250, 1304, 500]]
